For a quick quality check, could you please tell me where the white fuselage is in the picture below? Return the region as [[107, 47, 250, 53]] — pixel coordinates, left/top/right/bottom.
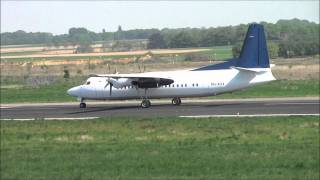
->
[[68, 68, 276, 100]]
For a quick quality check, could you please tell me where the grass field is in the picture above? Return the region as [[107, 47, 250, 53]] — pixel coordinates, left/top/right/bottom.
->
[[0, 50, 42, 56], [0, 79, 318, 103], [0, 46, 231, 63], [0, 54, 141, 63], [193, 46, 233, 60], [1, 116, 319, 179], [213, 79, 320, 99]]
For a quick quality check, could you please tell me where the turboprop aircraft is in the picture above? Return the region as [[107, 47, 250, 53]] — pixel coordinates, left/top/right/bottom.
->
[[67, 24, 276, 108]]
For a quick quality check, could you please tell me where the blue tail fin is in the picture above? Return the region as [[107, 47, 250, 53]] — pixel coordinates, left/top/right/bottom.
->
[[237, 24, 270, 68]]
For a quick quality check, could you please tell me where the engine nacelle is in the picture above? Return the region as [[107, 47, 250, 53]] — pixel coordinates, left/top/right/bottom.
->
[[108, 78, 132, 88]]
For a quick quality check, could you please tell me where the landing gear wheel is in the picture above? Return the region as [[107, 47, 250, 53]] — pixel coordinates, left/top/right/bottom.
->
[[141, 99, 151, 108], [80, 102, 86, 108], [172, 97, 181, 105]]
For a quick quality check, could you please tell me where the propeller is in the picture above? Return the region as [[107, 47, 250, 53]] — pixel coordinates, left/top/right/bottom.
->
[[104, 79, 113, 96]]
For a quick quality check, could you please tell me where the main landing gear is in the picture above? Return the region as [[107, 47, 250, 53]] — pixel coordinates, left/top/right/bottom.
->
[[140, 88, 151, 108], [140, 97, 181, 108], [141, 99, 151, 108], [140, 98, 181, 108], [172, 97, 181, 105]]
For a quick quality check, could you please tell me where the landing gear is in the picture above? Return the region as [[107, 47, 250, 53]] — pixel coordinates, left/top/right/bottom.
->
[[80, 102, 86, 108], [141, 99, 151, 108], [172, 97, 181, 105], [79, 98, 86, 108], [140, 88, 151, 108]]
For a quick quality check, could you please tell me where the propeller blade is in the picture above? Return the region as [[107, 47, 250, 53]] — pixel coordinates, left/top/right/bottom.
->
[[104, 78, 112, 96], [104, 78, 110, 89], [109, 83, 113, 96]]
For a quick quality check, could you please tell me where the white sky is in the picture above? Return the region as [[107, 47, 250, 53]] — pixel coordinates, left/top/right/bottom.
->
[[1, 1, 319, 34]]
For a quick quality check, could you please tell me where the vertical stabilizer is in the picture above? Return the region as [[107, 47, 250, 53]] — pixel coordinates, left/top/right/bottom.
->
[[237, 24, 270, 68]]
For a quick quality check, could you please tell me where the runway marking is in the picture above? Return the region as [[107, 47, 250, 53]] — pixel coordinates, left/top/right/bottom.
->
[[0, 106, 12, 109], [180, 114, 320, 118], [1, 117, 99, 121], [265, 102, 319, 106]]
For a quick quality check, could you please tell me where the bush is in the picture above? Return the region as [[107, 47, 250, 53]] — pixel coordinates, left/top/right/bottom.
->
[[75, 44, 93, 53], [25, 76, 56, 87], [232, 43, 242, 58], [63, 69, 70, 79]]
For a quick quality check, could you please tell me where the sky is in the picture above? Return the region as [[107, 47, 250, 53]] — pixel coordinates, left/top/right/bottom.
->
[[1, 1, 319, 35]]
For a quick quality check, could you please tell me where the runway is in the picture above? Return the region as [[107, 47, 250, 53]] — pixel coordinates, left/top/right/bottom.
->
[[1, 98, 319, 120]]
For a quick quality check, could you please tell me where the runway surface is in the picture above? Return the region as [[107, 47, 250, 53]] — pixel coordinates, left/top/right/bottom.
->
[[1, 98, 319, 119]]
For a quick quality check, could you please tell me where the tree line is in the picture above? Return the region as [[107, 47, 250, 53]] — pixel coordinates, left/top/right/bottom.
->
[[148, 19, 319, 58], [1, 26, 158, 47], [1, 19, 319, 57]]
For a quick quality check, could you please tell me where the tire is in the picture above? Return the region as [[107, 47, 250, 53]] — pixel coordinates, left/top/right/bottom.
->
[[141, 99, 151, 108], [80, 102, 86, 108], [172, 97, 181, 105]]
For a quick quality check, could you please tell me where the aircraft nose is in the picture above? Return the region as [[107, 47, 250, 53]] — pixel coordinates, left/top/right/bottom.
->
[[67, 86, 81, 97]]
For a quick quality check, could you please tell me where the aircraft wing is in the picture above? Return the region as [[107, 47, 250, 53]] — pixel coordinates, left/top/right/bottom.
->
[[90, 73, 174, 88]]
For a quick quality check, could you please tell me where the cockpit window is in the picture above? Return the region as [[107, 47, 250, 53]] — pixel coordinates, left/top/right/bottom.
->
[[86, 81, 91, 85]]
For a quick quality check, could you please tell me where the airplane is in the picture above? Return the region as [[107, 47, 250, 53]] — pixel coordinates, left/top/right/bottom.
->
[[67, 24, 276, 108]]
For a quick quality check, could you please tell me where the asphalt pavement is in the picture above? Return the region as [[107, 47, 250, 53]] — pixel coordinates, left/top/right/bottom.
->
[[1, 98, 319, 119]]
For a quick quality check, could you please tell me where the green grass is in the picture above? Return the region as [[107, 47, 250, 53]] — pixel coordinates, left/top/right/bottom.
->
[[1, 46, 229, 62], [199, 46, 233, 60], [0, 55, 140, 63], [0, 79, 318, 103], [1, 50, 42, 56], [174, 46, 233, 62], [1, 116, 319, 179], [0, 44, 45, 49], [0, 79, 79, 103], [213, 79, 320, 99]]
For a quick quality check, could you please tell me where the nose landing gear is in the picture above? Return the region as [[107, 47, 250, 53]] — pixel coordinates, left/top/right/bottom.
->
[[80, 102, 86, 108], [79, 98, 86, 108], [172, 97, 181, 105]]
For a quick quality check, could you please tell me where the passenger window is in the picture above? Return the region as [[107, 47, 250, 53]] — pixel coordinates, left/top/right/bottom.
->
[[192, 83, 194, 87], [177, 84, 179, 87], [185, 84, 187, 87], [181, 84, 183, 87], [173, 85, 174, 87], [196, 83, 198, 87]]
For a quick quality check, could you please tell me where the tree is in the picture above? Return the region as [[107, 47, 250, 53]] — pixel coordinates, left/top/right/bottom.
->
[[147, 33, 166, 49], [115, 25, 123, 40], [232, 43, 242, 58], [68, 27, 93, 53], [1, 19, 319, 58], [117, 25, 122, 32], [267, 42, 279, 59]]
